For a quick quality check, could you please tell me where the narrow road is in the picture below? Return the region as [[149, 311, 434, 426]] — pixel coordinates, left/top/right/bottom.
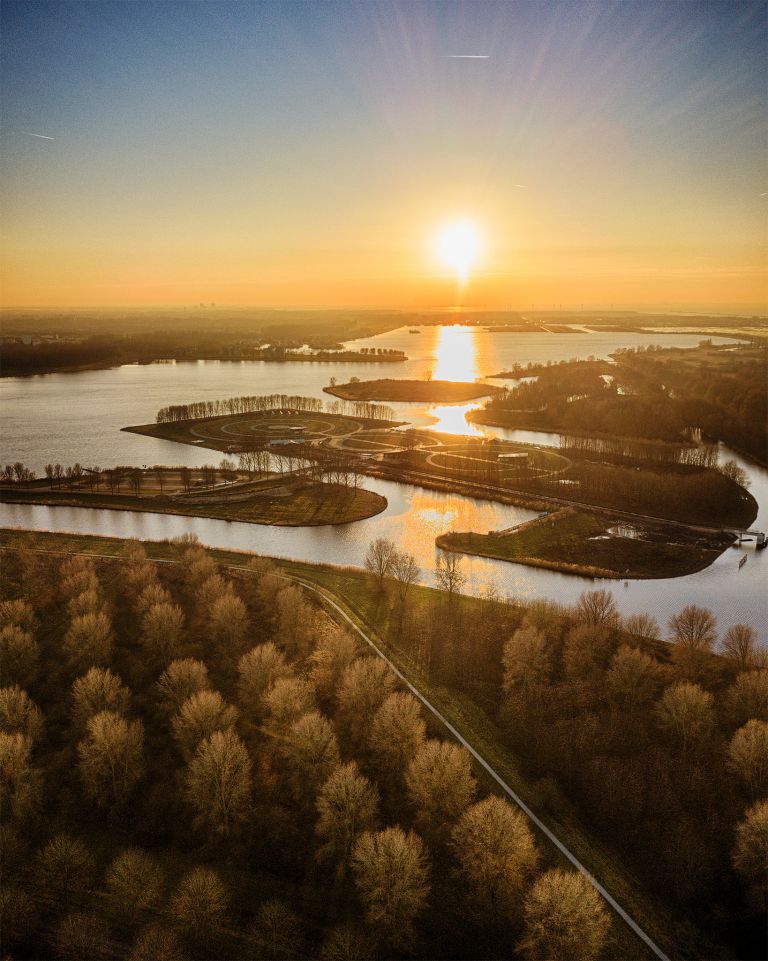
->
[[12, 539, 672, 961]]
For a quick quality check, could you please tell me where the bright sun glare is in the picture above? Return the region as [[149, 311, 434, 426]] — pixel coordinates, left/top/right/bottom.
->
[[435, 219, 482, 286]]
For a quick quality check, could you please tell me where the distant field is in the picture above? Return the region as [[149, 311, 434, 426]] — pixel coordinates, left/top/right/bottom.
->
[[324, 378, 503, 402]]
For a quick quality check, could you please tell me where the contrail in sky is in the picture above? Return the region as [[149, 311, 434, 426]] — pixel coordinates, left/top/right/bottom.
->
[[23, 131, 55, 140], [447, 55, 489, 59]]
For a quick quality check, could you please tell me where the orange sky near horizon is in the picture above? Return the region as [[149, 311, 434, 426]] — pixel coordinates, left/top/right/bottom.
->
[[1, 2, 765, 314]]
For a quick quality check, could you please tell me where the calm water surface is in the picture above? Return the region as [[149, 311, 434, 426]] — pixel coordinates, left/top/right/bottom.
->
[[2, 326, 765, 641]]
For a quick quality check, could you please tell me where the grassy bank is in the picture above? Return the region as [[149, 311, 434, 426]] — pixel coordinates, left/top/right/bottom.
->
[[437, 509, 735, 579], [324, 378, 502, 402], [0, 481, 387, 527]]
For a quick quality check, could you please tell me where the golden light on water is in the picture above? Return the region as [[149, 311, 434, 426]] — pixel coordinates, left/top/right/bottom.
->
[[432, 324, 478, 381], [427, 325, 496, 435], [434, 219, 483, 286]]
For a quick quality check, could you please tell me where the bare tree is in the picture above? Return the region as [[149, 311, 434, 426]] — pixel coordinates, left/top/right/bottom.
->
[[105, 848, 165, 921], [124, 562, 157, 605], [71, 668, 131, 731], [249, 899, 305, 961], [0, 731, 42, 822], [606, 645, 663, 713], [336, 657, 396, 754], [0, 625, 40, 687], [262, 677, 316, 732], [315, 761, 380, 873], [78, 711, 144, 809], [622, 612, 660, 645], [35, 834, 95, 897], [391, 550, 420, 604], [0, 598, 37, 633], [236, 643, 291, 718], [54, 912, 111, 961], [61, 569, 100, 603], [141, 602, 185, 665], [369, 692, 426, 791], [732, 800, 768, 913], [520, 869, 610, 961], [718, 459, 749, 487], [364, 537, 397, 587], [320, 922, 377, 961], [280, 711, 340, 802], [135, 581, 172, 617], [502, 624, 552, 694], [209, 591, 249, 649], [669, 604, 717, 648], [434, 550, 467, 598], [0, 685, 44, 744], [308, 623, 358, 705], [62, 611, 114, 673], [655, 681, 714, 753], [728, 720, 768, 797], [273, 585, 316, 660], [67, 589, 105, 620], [725, 670, 768, 728], [722, 624, 760, 668], [0, 885, 36, 954], [575, 589, 619, 628], [156, 659, 211, 713], [351, 826, 431, 950], [405, 740, 477, 839], [169, 867, 228, 947], [129, 924, 188, 961], [172, 691, 238, 760], [451, 795, 540, 922], [186, 729, 253, 836]]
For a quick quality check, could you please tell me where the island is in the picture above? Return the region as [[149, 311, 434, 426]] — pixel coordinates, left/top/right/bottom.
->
[[437, 508, 736, 580], [0, 466, 387, 527], [323, 378, 503, 402]]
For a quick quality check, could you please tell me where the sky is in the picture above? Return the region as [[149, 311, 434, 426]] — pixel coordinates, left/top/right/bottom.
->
[[1, 0, 766, 311]]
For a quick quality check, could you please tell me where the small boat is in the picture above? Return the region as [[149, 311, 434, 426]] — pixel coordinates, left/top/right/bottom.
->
[[409, 329, 420, 334]]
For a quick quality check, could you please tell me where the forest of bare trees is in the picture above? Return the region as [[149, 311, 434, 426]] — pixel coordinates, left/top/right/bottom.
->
[[1, 538, 765, 959], [0, 539, 624, 961]]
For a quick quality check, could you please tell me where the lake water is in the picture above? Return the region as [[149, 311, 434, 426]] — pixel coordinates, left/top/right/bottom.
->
[[2, 325, 766, 643]]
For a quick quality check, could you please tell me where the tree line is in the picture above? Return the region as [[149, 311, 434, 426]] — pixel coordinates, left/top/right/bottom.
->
[[155, 394, 395, 424]]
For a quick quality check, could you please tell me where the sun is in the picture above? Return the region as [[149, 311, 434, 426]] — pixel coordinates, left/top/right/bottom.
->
[[435, 218, 483, 286]]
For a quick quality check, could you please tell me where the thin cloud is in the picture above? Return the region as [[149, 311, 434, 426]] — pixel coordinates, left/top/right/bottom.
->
[[23, 131, 55, 140]]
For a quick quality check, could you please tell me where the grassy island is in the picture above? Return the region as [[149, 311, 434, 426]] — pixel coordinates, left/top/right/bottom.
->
[[125, 406, 400, 453], [0, 473, 387, 527], [437, 508, 736, 579], [324, 378, 503, 402]]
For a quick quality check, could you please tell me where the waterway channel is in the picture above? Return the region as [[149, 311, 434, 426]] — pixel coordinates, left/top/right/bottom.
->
[[2, 325, 765, 641]]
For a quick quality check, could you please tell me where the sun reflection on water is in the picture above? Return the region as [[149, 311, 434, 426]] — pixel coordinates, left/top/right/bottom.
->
[[426, 403, 485, 436], [432, 325, 478, 382]]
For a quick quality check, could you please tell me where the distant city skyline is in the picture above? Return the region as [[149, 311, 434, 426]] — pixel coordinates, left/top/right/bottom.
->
[[1, 0, 765, 311]]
